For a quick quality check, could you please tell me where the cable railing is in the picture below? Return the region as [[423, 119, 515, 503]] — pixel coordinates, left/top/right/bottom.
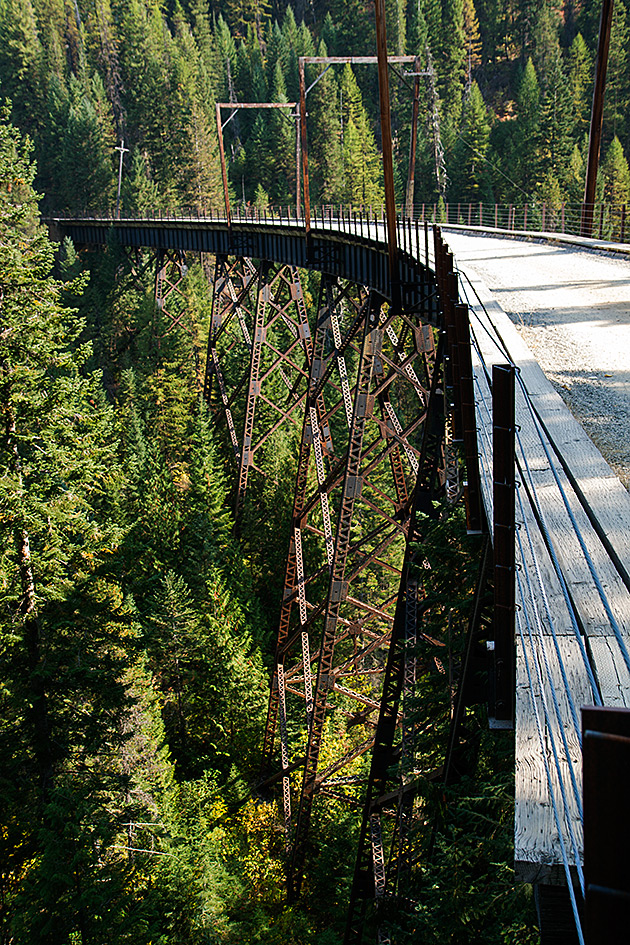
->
[[46, 200, 630, 248], [434, 199, 629, 244], [455, 253, 630, 945]]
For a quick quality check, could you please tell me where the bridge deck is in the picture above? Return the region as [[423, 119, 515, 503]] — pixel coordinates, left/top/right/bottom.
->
[[49, 214, 630, 896], [459, 264, 630, 886]]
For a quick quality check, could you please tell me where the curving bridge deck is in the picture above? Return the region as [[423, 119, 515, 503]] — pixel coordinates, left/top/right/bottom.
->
[[47, 214, 630, 943]]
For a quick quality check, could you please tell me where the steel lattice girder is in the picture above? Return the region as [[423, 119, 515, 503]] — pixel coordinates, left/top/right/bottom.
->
[[247, 268, 444, 899], [204, 256, 320, 517], [153, 249, 203, 386]]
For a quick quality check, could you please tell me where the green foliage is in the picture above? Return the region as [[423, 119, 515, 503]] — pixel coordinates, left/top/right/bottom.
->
[[450, 81, 492, 202], [601, 134, 630, 206]]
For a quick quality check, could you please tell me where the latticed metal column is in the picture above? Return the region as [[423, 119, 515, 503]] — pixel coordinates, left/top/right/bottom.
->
[[204, 257, 317, 519], [254, 268, 441, 902], [153, 248, 202, 383]]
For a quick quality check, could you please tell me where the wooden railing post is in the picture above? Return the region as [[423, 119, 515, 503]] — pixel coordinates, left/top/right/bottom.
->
[[491, 363, 516, 727]]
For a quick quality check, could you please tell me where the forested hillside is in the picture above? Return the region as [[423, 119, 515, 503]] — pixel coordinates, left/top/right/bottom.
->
[[0, 0, 628, 215], [0, 0, 612, 942]]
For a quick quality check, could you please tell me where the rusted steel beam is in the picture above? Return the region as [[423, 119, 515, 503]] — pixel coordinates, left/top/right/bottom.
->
[[375, 0, 399, 304], [289, 295, 385, 897], [405, 56, 421, 218], [345, 330, 447, 944], [491, 363, 516, 727], [204, 259, 317, 522]]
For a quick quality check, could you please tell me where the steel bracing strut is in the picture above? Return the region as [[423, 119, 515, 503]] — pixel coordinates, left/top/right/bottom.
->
[[204, 256, 319, 519], [250, 261, 442, 902]]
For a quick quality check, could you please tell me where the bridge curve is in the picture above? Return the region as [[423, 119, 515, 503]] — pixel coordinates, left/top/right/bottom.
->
[[47, 213, 630, 943], [47, 215, 437, 316], [442, 225, 630, 489]]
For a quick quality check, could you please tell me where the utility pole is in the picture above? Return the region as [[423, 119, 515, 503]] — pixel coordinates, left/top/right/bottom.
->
[[374, 0, 399, 303], [581, 0, 615, 237], [405, 56, 422, 217], [115, 140, 129, 219]]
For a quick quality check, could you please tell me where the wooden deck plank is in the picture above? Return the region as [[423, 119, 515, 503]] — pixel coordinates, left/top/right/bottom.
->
[[462, 268, 630, 571], [458, 258, 630, 887], [588, 636, 630, 707], [515, 634, 591, 883]]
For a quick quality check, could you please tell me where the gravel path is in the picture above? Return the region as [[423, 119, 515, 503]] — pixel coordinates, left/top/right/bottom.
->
[[442, 230, 630, 488]]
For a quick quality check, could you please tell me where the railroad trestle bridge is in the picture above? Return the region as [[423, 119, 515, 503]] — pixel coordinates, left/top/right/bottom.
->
[[48, 213, 630, 945]]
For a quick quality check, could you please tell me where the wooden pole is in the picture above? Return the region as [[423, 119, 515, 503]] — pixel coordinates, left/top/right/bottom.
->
[[374, 0, 399, 304], [296, 112, 301, 220], [405, 56, 421, 218], [581, 0, 615, 237], [299, 60, 311, 238], [215, 103, 231, 229]]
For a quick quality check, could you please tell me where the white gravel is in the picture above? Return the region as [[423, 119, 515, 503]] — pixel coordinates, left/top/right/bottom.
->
[[442, 230, 630, 488]]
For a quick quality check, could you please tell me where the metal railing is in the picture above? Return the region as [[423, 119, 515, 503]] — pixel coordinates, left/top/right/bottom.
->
[[47, 200, 630, 248]]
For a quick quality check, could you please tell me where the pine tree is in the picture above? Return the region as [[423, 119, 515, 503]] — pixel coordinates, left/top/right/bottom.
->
[[567, 32, 592, 141], [0, 0, 44, 130], [55, 72, 117, 214], [538, 46, 574, 192], [462, 0, 482, 81], [386, 0, 407, 55], [566, 140, 585, 204], [439, 0, 466, 125], [604, 0, 630, 151], [601, 135, 630, 206], [406, 0, 428, 55], [531, 0, 562, 85], [340, 64, 384, 206], [450, 81, 491, 201], [309, 40, 344, 203], [513, 57, 542, 196], [0, 105, 158, 943], [122, 147, 161, 215], [474, 0, 502, 64]]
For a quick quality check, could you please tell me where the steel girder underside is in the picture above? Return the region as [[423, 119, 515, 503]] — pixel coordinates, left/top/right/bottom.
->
[[203, 251, 454, 940]]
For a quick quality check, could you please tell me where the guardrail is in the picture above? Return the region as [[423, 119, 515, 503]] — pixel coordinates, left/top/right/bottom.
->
[[46, 200, 630, 246]]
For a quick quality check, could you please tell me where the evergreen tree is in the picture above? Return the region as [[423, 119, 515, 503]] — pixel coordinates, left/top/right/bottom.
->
[[340, 64, 384, 206], [406, 0, 428, 56], [474, 0, 502, 64], [122, 147, 161, 215], [512, 57, 542, 196], [566, 140, 585, 203], [0, 105, 158, 943], [439, 0, 466, 125], [531, 0, 562, 85], [450, 81, 491, 201], [386, 0, 407, 55], [0, 0, 44, 130], [49, 72, 117, 214], [309, 40, 344, 203], [604, 0, 630, 151], [567, 31, 592, 141], [601, 135, 630, 206], [538, 46, 574, 193], [462, 0, 482, 81]]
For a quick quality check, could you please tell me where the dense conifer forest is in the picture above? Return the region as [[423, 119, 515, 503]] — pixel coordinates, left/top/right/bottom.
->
[[1, 0, 624, 941]]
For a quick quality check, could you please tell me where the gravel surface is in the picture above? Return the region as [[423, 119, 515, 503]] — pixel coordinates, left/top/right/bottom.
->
[[442, 230, 630, 488]]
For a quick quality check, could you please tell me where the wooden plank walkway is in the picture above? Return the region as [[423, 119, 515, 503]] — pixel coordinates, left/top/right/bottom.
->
[[457, 264, 630, 885]]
